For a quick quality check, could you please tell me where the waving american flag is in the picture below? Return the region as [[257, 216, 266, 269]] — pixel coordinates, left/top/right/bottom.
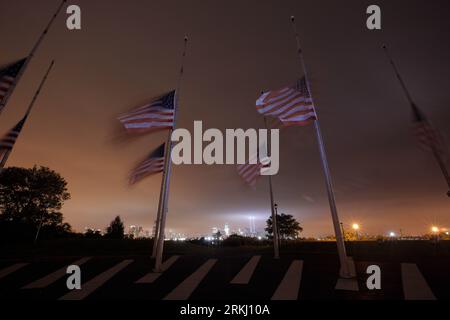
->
[[411, 103, 447, 157], [236, 143, 268, 188], [129, 143, 165, 185], [256, 77, 317, 127], [0, 116, 28, 168], [118, 90, 176, 135], [0, 58, 26, 111]]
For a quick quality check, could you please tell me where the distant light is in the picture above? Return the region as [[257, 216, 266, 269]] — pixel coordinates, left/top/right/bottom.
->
[[431, 226, 439, 233], [352, 223, 360, 230], [389, 232, 396, 237], [257, 236, 262, 240]]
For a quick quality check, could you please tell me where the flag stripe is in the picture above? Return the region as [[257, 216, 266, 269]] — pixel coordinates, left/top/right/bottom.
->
[[411, 103, 446, 156], [0, 116, 27, 165], [119, 90, 176, 134], [256, 77, 317, 126], [0, 59, 26, 103], [129, 143, 165, 184]]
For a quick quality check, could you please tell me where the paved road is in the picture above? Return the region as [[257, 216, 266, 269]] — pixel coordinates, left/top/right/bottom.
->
[[0, 253, 449, 300]]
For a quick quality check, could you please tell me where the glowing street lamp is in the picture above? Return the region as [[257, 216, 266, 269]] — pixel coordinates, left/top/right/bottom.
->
[[352, 223, 360, 240], [389, 232, 396, 237], [431, 226, 440, 243]]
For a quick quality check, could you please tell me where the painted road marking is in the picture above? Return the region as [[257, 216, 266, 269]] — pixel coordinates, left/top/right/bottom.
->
[[59, 259, 133, 300], [22, 257, 91, 289], [164, 259, 217, 300], [271, 260, 303, 300], [135, 255, 180, 284], [401, 263, 436, 300], [0, 263, 28, 280], [230, 255, 261, 284]]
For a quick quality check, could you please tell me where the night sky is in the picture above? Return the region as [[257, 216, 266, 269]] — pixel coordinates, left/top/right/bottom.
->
[[1, 0, 449, 237]]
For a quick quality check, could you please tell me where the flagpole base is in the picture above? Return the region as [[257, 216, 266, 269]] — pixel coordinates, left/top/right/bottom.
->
[[335, 257, 359, 291], [339, 256, 357, 278]]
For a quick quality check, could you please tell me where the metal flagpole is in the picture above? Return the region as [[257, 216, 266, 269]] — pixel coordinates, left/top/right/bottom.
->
[[0, 0, 66, 115], [154, 36, 189, 272], [382, 45, 450, 197], [0, 60, 55, 170], [263, 116, 280, 259], [151, 167, 165, 258], [290, 16, 352, 278], [24, 61, 55, 116]]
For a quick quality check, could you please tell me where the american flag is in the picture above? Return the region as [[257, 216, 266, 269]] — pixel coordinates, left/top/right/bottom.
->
[[237, 162, 264, 188], [236, 146, 266, 187], [256, 77, 317, 127], [411, 103, 446, 156], [118, 90, 176, 134], [0, 116, 27, 166], [0, 58, 26, 106], [129, 143, 165, 185]]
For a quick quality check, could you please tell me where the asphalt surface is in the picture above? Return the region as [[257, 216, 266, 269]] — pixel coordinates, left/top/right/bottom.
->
[[1, 250, 449, 300]]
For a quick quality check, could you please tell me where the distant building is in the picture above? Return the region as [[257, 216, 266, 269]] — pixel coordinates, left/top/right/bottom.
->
[[128, 225, 146, 238], [224, 224, 230, 236]]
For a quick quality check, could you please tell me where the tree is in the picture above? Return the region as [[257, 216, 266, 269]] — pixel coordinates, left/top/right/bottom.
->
[[0, 166, 71, 241], [265, 213, 303, 240], [84, 228, 103, 239], [105, 216, 125, 239], [213, 230, 222, 241]]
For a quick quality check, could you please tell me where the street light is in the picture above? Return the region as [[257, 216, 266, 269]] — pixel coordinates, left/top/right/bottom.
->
[[389, 232, 396, 237], [431, 226, 440, 244], [352, 223, 360, 240]]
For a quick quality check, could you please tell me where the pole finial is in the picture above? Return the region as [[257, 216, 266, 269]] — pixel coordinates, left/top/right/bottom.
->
[[290, 16, 295, 22]]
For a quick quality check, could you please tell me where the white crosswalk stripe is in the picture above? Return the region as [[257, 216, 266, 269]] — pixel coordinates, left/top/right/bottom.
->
[[164, 259, 217, 300], [135, 255, 180, 284], [0, 263, 28, 280], [230, 255, 261, 284], [271, 260, 303, 300], [59, 259, 133, 300], [401, 263, 436, 300], [22, 257, 91, 289]]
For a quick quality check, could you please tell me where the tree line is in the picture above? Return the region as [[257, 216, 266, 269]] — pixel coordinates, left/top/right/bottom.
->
[[0, 166, 129, 243], [0, 166, 304, 244]]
